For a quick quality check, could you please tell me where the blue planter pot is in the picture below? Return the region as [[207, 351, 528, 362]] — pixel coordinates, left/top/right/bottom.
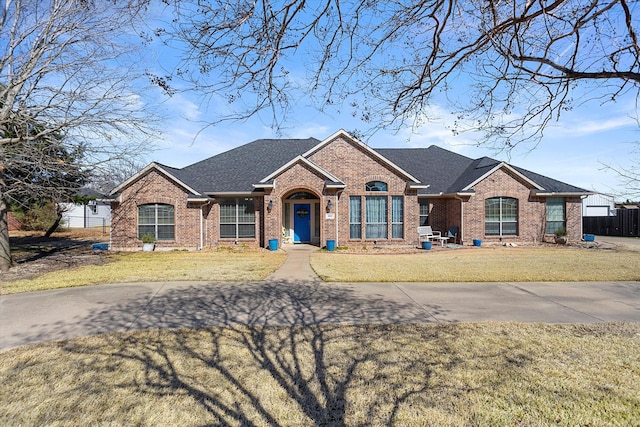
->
[[268, 239, 278, 251], [473, 239, 482, 247], [326, 239, 336, 251], [584, 234, 595, 242], [421, 241, 432, 250]]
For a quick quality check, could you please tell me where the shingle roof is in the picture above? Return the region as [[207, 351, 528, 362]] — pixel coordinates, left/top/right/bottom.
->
[[510, 164, 589, 193], [127, 137, 588, 196], [173, 138, 320, 194], [375, 146, 475, 194]]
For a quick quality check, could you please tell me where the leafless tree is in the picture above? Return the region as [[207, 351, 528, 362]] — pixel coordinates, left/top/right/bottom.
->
[[87, 158, 149, 195], [159, 0, 640, 186], [0, 0, 158, 271]]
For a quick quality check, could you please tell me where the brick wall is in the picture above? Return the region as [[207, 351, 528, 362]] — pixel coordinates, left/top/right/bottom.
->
[[565, 197, 583, 242], [265, 161, 328, 246], [308, 136, 420, 247], [111, 170, 203, 251], [458, 167, 583, 244]]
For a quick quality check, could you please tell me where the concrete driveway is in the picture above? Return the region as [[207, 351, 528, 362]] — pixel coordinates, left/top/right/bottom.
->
[[1, 280, 639, 350]]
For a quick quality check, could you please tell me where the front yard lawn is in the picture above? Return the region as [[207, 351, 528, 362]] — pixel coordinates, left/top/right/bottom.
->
[[3, 242, 639, 295], [1, 249, 287, 295], [1, 323, 638, 426], [311, 246, 640, 282]]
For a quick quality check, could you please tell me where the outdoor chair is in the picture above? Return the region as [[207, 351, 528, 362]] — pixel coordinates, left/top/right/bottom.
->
[[447, 226, 459, 244]]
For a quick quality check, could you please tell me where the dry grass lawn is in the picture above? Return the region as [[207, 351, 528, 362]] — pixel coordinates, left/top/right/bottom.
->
[[311, 247, 640, 282], [2, 249, 287, 295], [1, 323, 638, 426]]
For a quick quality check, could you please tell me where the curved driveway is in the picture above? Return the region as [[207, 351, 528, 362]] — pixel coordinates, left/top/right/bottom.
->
[[1, 242, 639, 350]]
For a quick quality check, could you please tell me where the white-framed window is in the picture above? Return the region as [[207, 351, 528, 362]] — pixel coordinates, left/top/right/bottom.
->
[[419, 200, 429, 226], [546, 197, 566, 234], [392, 196, 403, 238], [349, 196, 362, 239], [220, 197, 255, 238], [138, 204, 175, 240], [366, 196, 388, 239], [485, 197, 518, 236]]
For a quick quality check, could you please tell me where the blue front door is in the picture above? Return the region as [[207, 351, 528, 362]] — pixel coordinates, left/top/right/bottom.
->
[[293, 203, 311, 242]]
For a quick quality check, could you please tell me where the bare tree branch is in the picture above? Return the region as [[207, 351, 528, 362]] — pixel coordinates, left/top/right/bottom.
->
[[0, 0, 159, 270]]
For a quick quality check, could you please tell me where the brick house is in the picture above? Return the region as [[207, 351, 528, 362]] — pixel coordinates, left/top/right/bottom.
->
[[109, 130, 589, 250]]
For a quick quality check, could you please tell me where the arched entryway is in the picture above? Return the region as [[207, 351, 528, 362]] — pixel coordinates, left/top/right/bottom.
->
[[282, 191, 320, 245]]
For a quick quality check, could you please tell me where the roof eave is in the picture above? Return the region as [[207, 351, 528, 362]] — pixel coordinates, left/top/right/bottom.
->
[[532, 190, 593, 197], [419, 191, 475, 198], [204, 191, 260, 196], [253, 183, 275, 189], [260, 155, 345, 185]]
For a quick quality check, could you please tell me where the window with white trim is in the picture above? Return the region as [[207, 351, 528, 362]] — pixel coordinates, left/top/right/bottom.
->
[[220, 197, 255, 238], [349, 196, 362, 239], [419, 200, 429, 226], [391, 196, 403, 238], [485, 197, 518, 236], [546, 197, 566, 234], [138, 204, 175, 240], [366, 196, 388, 239]]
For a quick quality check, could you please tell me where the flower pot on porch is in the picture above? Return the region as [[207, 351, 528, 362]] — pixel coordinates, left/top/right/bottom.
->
[[326, 239, 336, 251], [142, 243, 155, 252], [268, 239, 279, 251], [421, 241, 432, 250]]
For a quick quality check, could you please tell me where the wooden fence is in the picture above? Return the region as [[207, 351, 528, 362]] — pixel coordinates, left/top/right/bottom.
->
[[583, 209, 640, 237]]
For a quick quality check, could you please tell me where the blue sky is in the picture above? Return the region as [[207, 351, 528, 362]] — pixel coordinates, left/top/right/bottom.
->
[[138, 5, 639, 202]]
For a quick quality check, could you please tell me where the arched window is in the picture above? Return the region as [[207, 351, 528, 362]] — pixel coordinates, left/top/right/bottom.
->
[[485, 197, 518, 236], [365, 181, 388, 192], [138, 204, 175, 240]]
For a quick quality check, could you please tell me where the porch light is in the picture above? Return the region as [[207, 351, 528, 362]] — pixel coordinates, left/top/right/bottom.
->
[[326, 199, 332, 212], [267, 199, 273, 213]]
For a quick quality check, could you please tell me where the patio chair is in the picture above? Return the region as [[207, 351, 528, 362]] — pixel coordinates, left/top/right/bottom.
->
[[447, 226, 459, 244]]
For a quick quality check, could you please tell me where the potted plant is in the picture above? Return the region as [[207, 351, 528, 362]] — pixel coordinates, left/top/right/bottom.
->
[[554, 228, 568, 245], [141, 233, 156, 251]]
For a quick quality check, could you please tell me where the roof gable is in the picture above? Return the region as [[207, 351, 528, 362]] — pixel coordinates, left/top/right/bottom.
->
[[305, 129, 422, 183], [460, 160, 544, 191], [260, 155, 345, 185], [110, 162, 201, 197]]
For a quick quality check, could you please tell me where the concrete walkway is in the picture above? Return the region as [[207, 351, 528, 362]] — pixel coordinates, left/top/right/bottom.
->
[[266, 244, 321, 282], [1, 243, 639, 350]]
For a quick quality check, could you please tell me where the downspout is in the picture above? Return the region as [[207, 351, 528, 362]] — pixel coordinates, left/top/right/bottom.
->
[[335, 190, 344, 246]]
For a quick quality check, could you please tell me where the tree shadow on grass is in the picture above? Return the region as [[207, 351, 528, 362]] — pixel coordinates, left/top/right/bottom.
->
[[59, 280, 470, 425]]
